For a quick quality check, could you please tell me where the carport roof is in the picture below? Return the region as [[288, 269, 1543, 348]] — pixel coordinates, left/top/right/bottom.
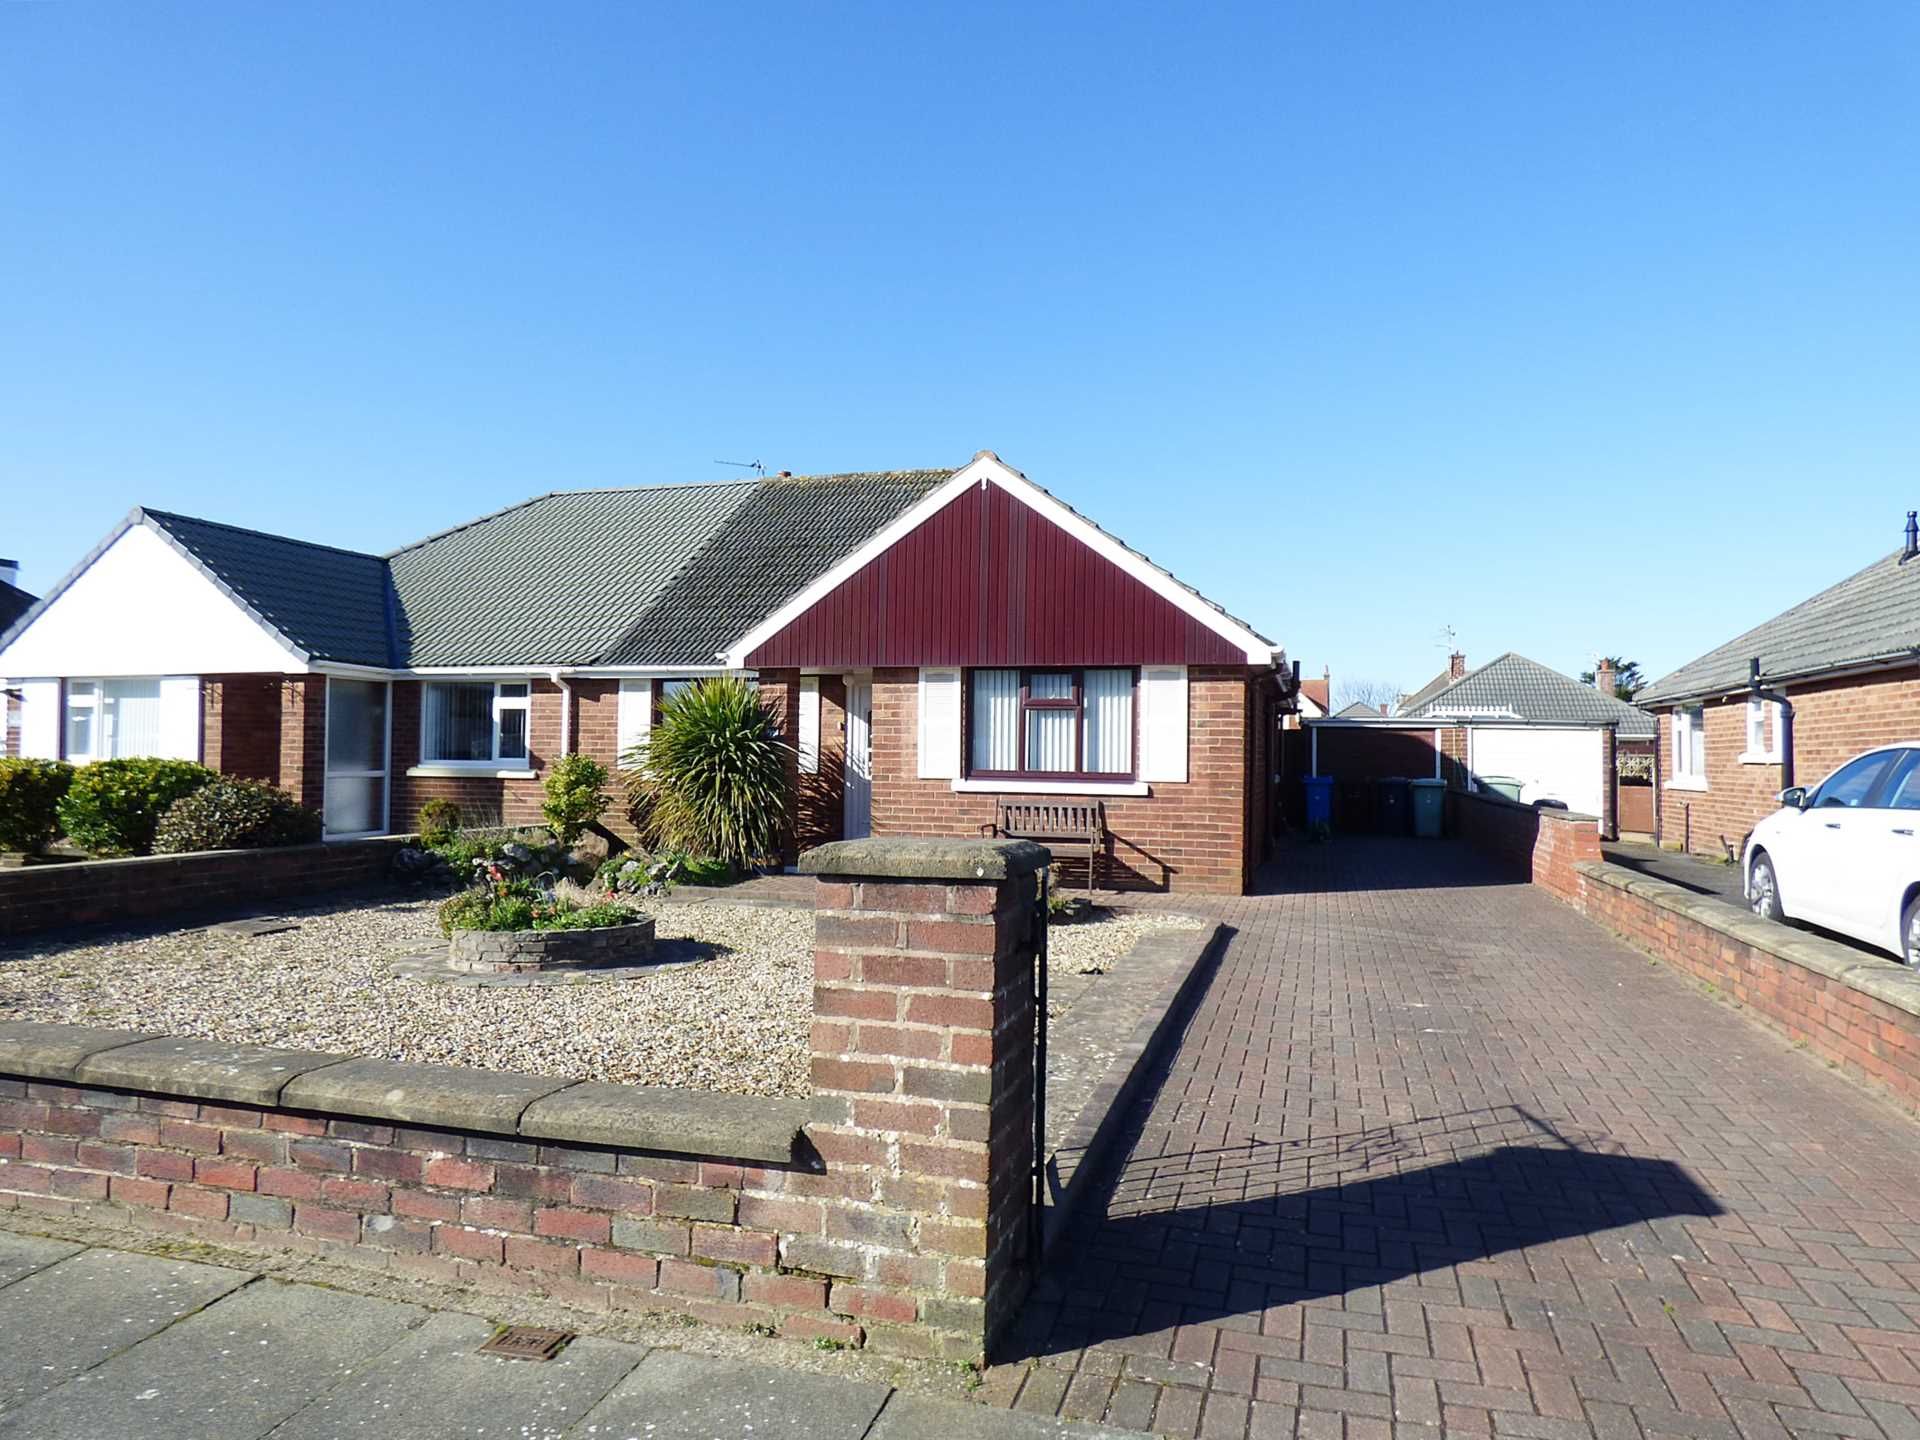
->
[[1402, 652, 1657, 738]]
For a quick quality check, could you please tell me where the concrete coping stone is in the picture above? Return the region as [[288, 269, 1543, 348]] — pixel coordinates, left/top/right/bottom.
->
[[0, 1021, 158, 1083], [74, 1037, 350, 1108], [517, 1081, 807, 1164], [0, 1019, 803, 1158], [278, 1057, 579, 1133], [1573, 859, 1920, 1019], [799, 836, 1051, 882]]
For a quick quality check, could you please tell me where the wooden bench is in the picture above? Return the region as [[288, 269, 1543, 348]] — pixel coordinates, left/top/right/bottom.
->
[[982, 801, 1109, 895]]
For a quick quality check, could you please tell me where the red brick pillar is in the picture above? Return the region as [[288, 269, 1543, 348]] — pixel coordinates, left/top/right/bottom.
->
[[278, 677, 327, 809], [801, 836, 1049, 1362]]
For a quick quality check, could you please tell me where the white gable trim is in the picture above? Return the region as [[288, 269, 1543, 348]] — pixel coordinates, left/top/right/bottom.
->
[[720, 455, 1278, 667], [0, 516, 311, 679], [0, 514, 311, 683]]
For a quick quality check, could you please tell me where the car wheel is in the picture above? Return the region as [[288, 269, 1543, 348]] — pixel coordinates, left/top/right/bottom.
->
[[1905, 894, 1920, 967], [1750, 854, 1784, 923]]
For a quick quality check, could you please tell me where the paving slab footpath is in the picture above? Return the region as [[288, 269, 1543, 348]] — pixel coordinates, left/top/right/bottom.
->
[[0, 1230, 1125, 1440]]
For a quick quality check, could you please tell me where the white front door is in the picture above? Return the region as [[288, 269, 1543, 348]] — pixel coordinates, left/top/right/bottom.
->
[[844, 678, 872, 840]]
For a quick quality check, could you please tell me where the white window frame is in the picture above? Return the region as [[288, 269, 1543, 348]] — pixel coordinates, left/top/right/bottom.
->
[[410, 679, 536, 777], [62, 676, 193, 763], [1739, 697, 1783, 765], [1669, 705, 1708, 790]]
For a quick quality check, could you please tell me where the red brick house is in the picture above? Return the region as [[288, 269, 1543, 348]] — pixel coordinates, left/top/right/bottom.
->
[[1637, 510, 1920, 859], [0, 453, 1286, 893]]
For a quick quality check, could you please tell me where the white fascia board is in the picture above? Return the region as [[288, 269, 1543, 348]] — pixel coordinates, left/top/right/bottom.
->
[[720, 455, 1278, 667]]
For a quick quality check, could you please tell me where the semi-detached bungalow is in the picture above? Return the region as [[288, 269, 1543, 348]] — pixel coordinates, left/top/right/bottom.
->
[[0, 453, 1287, 894], [1636, 508, 1920, 860]]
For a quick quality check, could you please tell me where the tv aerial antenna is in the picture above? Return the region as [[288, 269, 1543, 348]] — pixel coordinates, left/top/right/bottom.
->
[[714, 459, 766, 476]]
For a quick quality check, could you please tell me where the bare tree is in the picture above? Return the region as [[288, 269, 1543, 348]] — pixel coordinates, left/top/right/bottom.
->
[[1334, 678, 1404, 714]]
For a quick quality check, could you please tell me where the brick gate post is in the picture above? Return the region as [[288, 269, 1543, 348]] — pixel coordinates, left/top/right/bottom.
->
[[801, 836, 1050, 1362]]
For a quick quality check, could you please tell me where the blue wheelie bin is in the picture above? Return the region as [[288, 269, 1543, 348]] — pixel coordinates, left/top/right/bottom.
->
[[1303, 776, 1334, 829]]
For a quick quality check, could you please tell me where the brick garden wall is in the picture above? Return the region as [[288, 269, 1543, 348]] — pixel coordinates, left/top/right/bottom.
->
[[1447, 789, 1601, 903], [0, 837, 1047, 1362], [1652, 667, 1920, 859], [0, 837, 408, 936], [1571, 861, 1920, 1110], [866, 665, 1255, 894]]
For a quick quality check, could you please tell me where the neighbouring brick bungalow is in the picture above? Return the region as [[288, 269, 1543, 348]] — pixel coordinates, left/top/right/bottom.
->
[[0, 453, 1287, 893], [1637, 509, 1920, 859], [0, 559, 33, 759]]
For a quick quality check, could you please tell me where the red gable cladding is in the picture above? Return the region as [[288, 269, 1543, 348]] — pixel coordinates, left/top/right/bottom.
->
[[746, 481, 1249, 669]]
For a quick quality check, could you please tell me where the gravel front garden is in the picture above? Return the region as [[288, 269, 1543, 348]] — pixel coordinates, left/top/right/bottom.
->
[[0, 897, 1203, 1099]]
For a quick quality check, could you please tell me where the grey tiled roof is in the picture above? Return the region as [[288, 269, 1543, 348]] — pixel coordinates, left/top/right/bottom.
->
[[1638, 547, 1920, 704], [600, 470, 953, 665], [1335, 701, 1385, 718], [1402, 652, 1657, 737], [387, 482, 761, 667], [0, 580, 34, 636], [144, 510, 395, 666], [14, 462, 1269, 673], [1395, 667, 1455, 717]]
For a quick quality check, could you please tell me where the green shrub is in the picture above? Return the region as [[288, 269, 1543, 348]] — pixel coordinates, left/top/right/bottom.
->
[[416, 798, 461, 847], [542, 753, 610, 846], [0, 758, 75, 854], [153, 777, 323, 854], [57, 759, 217, 857], [436, 876, 642, 936], [623, 678, 792, 870]]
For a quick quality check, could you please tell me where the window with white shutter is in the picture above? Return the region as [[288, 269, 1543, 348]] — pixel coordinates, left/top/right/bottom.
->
[[1138, 666, 1188, 783], [917, 668, 961, 779], [798, 676, 821, 775]]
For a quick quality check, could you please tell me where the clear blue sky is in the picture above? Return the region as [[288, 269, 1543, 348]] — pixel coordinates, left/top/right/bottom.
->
[[4, 3, 1916, 696]]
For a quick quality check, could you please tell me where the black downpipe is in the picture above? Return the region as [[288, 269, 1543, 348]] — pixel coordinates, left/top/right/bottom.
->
[[1748, 657, 1794, 790]]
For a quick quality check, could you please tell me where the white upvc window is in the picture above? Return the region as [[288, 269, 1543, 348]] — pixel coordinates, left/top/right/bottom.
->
[[421, 680, 531, 765], [1672, 705, 1707, 786], [1741, 697, 1783, 764], [63, 677, 197, 762]]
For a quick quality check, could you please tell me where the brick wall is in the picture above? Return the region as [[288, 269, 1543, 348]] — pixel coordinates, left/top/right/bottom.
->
[[202, 675, 283, 784], [1448, 788, 1601, 903], [866, 665, 1255, 895], [387, 679, 561, 834], [1652, 667, 1920, 859], [0, 836, 1047, 1363], [1573, 862, 1920, 1110], [0, 837, 407, 936], [278, 676, 327, 810]]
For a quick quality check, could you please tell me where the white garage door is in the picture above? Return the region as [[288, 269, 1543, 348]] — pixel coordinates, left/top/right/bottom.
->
[[1470, 727, 1602, 816]]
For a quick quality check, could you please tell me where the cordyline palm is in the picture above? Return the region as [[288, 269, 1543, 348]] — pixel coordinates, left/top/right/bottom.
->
[[621, 678, 793, 869]]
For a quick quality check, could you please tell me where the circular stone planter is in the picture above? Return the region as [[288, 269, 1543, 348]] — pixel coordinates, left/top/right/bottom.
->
[[447, 917, 657, 975]]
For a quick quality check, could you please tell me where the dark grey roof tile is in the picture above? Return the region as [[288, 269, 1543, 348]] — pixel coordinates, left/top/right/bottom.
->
[[143, 510, 393, 666], [1639, 547, 1920, 704], [1402, 652, 1656, 737]]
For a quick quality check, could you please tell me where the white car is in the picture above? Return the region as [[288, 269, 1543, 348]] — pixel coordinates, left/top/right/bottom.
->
[[1743, 743, 1920, 965]]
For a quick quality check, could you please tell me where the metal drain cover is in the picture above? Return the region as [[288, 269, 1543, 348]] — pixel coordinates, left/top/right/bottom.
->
[[477, 1325, 574, 1361]]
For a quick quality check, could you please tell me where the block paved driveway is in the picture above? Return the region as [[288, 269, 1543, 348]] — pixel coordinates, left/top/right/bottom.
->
[[985, 836, 1920, 1440]]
